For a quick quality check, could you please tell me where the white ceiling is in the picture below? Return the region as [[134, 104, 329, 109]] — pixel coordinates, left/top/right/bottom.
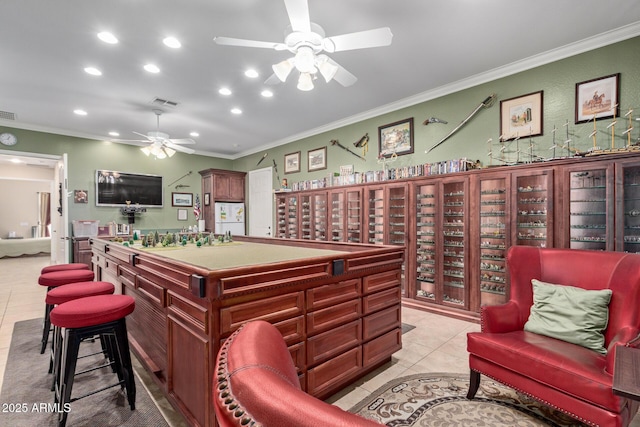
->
[[2, 0, 640, 158]]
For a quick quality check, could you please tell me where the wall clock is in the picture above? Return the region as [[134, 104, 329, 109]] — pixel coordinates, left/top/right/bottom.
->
[[0, 132, 17, 146]]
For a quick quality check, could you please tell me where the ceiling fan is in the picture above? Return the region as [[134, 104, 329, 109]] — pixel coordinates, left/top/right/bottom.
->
[[214, 0, 393, 91], [121, 110, 196, 159]]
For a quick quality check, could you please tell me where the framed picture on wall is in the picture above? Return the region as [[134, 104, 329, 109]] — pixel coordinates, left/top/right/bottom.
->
[[307, 147, 327, 172], [575, 73, 620, 124], [284, 151, 301, 174], [204, 193, 210, 206], [74, 189, 88, 203], [177, 209, 188, 221], [378, 118, 414, 157], [171, 192, 193, 207], [499, 91, 543, 141]]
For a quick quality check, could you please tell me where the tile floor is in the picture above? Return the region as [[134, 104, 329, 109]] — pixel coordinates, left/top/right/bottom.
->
[[0, 254, 636, 426]]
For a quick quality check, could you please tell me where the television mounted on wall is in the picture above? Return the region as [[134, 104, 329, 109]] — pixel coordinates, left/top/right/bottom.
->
[[95, 170, 163, 207]]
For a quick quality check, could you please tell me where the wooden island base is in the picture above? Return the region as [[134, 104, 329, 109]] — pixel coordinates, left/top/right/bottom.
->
[[91, 235, 404, 426]]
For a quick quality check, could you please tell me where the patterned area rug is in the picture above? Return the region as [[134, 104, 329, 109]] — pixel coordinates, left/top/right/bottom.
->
[[350, 373, 588, 426]]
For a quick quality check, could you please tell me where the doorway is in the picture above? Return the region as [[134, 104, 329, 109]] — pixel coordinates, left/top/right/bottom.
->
[[248, 167, 273, 237]]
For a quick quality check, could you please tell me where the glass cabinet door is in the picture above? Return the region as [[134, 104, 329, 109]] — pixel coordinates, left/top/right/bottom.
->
[[312, 192, 327, 241], [618, 163, 640, 253], [330, 190, 345, 242], [513, 170, 553, 248], [415, 182, 438, 302], [566, 165, 613, 251], [286, 195, 298, 239], [367, 188, 384, 244], [276, 194, 287, 238], [441, 179, 468, 308], [346, 189, 362, 243], [478, 176, 509, 307], [387, 186, 407, 246], [300, 194, 312, 240]]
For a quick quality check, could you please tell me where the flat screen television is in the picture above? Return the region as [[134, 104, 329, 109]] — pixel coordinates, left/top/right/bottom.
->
[[96, 170, 163, 207]]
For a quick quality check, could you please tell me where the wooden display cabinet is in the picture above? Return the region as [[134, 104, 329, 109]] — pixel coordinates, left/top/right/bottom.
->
[[277, 153, 640, 321], [275, 192, 299, 239], [199, 169, 246, 232]]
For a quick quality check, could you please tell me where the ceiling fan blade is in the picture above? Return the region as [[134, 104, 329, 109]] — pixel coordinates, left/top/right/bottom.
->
[[327, 58, 357, 87], [284, 0, 311, 32], [323, 27, 393, 53], [167, 138, 195, 145], [132, 131, 153, 140], [165, 142, 195, 154], [214, 36, 285, 50]]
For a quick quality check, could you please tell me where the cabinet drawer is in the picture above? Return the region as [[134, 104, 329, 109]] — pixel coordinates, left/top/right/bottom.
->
[[76, 239, 91, 250], [307, 346, 361, 398], [306, 279, 360, 310], [363, 305, 401, 341], [307, 319, 361, 366], [288, 341, 305, 373], [306, 299, 361, 335], [137, 275, 166, 307], [274, 315, 304, 346], [220, 291, 304, 335], [363, 270, 400, 294], [167, 291, 208, 334], [363, 328, 401, 368], [363, 286, 401, 315]]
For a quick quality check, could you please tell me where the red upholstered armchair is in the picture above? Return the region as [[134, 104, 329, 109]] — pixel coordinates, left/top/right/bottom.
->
[[467, 246, 640, 427], [213, 320, 382, 427]]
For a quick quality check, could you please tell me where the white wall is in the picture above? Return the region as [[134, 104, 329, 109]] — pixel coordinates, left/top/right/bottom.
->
[[0, 164, 54, 238]]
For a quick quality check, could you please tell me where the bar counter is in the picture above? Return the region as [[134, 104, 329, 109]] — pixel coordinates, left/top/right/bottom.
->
[[90, 235, 404, 427]]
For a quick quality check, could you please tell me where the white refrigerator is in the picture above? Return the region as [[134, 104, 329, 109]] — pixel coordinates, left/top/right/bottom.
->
[[214, 202, 245, 235]]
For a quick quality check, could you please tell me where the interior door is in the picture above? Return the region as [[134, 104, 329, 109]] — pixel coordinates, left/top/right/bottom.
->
[[53, 153, 69, 263], [248, 167, 273, 237]]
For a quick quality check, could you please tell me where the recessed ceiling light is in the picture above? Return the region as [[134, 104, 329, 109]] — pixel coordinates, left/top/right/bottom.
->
[[190, 132, 199, 137], [244, 69, 259, 78], [261, 89, 274, 98], [163, 36, 181, 49], [144, 63, 160, 73], [108, 131, 120, 137], [219, 87, 232, 96], [73, 109, 88, 116], [10, 158, 22, 164], [84, 67, 102, 76], [97, 31, 118, 44], [231, 108, 242, 115]]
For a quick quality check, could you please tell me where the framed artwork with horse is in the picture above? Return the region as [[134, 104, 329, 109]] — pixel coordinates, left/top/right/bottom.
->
[[575, 73, 620, 124]]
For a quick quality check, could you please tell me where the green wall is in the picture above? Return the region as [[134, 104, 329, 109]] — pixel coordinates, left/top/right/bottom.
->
[[2, 35, 639, 231], [0, 129, 233, 231], [236, 36, 640, 183]]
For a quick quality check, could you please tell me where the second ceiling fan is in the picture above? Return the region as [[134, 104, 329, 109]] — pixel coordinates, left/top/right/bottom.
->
[[214, 0, 393, 91]]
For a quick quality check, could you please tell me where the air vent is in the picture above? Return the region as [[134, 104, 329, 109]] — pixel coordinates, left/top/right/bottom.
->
[[150, 97, 178, 108], [0, 110, 16, 120]]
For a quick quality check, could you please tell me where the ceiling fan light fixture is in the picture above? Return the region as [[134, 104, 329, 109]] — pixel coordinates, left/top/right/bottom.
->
[[272, 59, 294, 82], [294, 46, 317, 74], [316, 55, 338, 82], [141, 146, 152, 156], [163, 147, 176, 157], [297, 72, 314, 91]]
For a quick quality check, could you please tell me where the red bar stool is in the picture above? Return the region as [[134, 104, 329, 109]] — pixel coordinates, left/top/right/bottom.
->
[[50, 295, 136, 427], [41, 263, 90, 275], [46, 281, 115, 379], [38, 269, 95, 354]]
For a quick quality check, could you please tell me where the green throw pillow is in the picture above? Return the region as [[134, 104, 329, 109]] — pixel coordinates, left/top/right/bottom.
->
[[523, 279, 612, 355]]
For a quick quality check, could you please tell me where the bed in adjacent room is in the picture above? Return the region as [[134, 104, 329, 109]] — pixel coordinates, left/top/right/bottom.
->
[[0, 237, 51, 258]]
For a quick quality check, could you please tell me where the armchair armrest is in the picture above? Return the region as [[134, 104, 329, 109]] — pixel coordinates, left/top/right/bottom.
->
[[606, 327, 640, 374], [481, 301, 524, 333]]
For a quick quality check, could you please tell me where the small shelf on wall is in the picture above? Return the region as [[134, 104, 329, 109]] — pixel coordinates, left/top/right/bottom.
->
[[120, 206, 146, 224]]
